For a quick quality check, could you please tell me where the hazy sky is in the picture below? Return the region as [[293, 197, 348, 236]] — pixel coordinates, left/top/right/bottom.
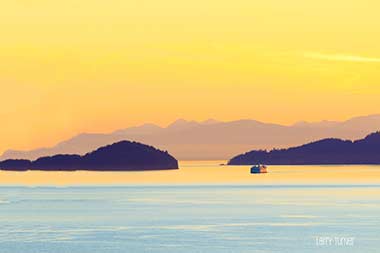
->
[[1, 0, 380, 153]]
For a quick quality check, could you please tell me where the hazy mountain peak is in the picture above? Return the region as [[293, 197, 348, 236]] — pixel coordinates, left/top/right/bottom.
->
[[344, 114, 380, 123], [112, 123, 162, 135], [293, 121, 308, 126], [167, 119, 200, 129], [292, 120, 339, 127], [201, 119, 221, 125], [167, 118, 221, 130]]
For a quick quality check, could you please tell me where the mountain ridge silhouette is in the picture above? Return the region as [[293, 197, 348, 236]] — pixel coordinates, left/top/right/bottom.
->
[[2, 114, 380, 160]]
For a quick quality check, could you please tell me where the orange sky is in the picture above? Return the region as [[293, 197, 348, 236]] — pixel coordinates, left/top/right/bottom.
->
[[1, 0, 380, 153]]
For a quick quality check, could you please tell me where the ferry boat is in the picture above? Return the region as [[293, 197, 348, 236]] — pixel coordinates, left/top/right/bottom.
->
[[250, 164, 268, 174]]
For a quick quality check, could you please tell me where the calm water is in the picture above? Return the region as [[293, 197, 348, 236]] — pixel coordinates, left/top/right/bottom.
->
[[1, 162, 380, 252]]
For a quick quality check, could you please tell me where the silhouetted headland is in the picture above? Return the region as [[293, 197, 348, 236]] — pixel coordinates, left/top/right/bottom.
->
[[228, 132, 380, 165], [0, 141, 178, 171]]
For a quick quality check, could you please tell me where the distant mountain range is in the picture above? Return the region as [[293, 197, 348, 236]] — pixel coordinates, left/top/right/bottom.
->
[[228, 132, 380, 165], [2, 114, 380, 160], [0, 141, 178, 171]]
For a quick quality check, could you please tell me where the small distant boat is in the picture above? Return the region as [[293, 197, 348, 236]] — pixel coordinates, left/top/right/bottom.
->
[[250, 164, 268, 174]]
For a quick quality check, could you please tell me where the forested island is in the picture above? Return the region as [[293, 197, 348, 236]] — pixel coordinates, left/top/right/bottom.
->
[[0, 141, 178, 171], [228, 132, 380, 165]]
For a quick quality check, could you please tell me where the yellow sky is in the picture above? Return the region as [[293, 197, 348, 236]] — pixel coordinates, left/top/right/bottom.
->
[[1, 0, 380, 153]]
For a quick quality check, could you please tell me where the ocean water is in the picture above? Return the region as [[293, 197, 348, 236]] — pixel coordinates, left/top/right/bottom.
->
[[0, 162, 380, 253]]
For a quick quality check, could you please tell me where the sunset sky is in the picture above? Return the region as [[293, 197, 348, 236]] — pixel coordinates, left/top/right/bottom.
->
[[1, 0, 380, 153]]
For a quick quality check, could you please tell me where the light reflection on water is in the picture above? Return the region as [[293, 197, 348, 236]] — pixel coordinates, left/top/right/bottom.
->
[[0, 162, 379, 252], [1, 161, 380, 185]]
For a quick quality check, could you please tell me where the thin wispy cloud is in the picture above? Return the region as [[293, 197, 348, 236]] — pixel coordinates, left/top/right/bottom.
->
[[303, 52, 380, 63]]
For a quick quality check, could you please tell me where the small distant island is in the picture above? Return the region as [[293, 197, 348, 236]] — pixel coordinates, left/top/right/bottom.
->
[[228, 131, 380, 165], [0, 141, 178, 171]]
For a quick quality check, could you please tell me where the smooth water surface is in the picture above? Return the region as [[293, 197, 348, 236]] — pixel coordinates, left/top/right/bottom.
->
[[0, 162, 379, 252]]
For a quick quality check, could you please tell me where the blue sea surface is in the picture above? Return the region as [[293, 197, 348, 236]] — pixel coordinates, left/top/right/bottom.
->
[[0, 184, 379, 253]]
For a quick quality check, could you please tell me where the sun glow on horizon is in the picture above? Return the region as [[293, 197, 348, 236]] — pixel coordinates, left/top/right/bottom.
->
[[1, 0, 380, 153]]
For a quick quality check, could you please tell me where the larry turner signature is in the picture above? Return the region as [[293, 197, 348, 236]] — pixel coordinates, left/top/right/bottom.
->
[[316, 236, 355, 247]]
